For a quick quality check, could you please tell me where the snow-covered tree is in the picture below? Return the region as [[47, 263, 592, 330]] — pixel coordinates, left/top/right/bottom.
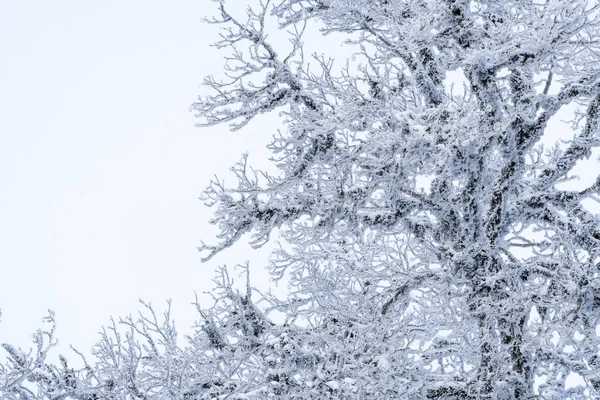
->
[[3, 0, 600, 398]]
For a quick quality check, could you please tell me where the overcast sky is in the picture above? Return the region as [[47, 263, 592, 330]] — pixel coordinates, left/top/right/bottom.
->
[[1, 1, 599, 371], [0, 0, 282, 357]]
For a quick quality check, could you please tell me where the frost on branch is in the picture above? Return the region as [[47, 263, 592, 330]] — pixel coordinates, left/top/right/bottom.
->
[[193, 0, 600, 397], [4, 0, 600, 398]]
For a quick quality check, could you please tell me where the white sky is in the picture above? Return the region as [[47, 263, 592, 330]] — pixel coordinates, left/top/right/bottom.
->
[[0, 0, 277, 357], [1, 0, 598, 378]]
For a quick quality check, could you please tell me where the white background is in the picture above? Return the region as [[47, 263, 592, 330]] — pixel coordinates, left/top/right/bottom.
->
[[0, 0, 278, 358], [1, 1, 598, 373]]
